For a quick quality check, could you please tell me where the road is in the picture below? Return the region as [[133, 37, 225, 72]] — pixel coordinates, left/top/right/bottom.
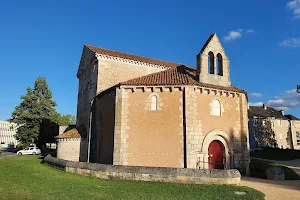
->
[[0, 150, 16, 159]]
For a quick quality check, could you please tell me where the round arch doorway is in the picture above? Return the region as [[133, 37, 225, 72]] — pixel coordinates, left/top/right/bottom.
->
[[208, 140, 225, 169]]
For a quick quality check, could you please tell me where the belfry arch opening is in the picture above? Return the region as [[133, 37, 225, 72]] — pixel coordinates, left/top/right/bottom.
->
[[208, 51, 215, 74], [217, 53, 223, 76]]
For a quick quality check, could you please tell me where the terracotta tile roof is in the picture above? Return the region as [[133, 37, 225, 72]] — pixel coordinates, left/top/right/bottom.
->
[[120, 65, 246, 94], [55, 128, 81, 139], [85, 44, 182, 68]]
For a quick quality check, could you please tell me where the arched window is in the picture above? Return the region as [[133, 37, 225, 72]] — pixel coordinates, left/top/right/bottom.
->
[[217, 53, 223, 76], [211, 99, 221, 116], [208, 51, 215, 74], [151, 95, 158, 111]]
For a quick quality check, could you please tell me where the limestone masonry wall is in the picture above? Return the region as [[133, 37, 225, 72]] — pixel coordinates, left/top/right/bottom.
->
[[57, 139, 81, 162], [44, 155, 241, 185]]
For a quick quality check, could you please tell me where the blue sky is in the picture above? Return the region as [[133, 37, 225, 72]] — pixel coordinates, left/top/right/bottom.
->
[[0, 0, 300, 120]]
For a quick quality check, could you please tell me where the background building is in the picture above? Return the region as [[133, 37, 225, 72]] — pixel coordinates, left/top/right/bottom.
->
[[0, 120, 18, 149], [248, 104, 300, 150]]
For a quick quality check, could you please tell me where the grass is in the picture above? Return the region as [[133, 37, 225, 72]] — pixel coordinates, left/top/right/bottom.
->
[[270, 163, 300, 180], [0, 156, 264, 200], [249, 158, 300, 180], [250, 148, 300, 161]]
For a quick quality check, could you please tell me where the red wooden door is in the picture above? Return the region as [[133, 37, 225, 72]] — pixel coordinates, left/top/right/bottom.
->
[[208, 140, 224, 169]]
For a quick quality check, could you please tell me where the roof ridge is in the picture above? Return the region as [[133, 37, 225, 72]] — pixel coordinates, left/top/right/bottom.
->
[[84, 44, 184, 68]]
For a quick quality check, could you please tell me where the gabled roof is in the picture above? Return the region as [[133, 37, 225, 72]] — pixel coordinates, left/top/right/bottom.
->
[[285, 114, 299, 120], [248, 106, 285, 119], [85, 44, 183, 69], [120, 65, 246, 94], [55, 128, 81, 139]]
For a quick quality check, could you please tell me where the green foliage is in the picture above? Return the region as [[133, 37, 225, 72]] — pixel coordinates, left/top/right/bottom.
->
[[251, 147, 300, 160], [0, 156, 265, 200], [286, 126, 293, 148], [249, 158, 300, 180], [56, 114, 76, 126], [257, 118, 277, 147], [10, 76, 75, 146]]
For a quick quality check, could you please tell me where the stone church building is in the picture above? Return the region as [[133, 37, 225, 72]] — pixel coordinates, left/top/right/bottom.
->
[[58, 33, 250, 174]]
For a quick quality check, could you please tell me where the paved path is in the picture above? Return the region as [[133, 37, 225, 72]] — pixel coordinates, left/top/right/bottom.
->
[[241, 177, 300, 200], [0, 151, 16, 159]]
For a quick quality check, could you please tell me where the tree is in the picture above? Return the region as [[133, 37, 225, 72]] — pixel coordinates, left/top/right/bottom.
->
[[257, 118, 277, 147], [286, 122, 293, 149], [56, 114, 76, 126], [10, 77, 57, 146]]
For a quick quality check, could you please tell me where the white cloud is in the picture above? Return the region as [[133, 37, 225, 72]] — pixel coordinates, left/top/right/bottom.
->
[[287, 0, 300, 19], [249, 89, 300, 111], [266, 89, 300, 111], [249, 102, 263, 106], [224, 31, 242, 41], [279, 38, 300, 47], [249, 92, 263, 97], [224, 29, 254, 42]]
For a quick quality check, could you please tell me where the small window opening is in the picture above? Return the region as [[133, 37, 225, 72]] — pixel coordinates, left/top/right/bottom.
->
[[211, 99, 221, 116], [151, 95, 158, 111]]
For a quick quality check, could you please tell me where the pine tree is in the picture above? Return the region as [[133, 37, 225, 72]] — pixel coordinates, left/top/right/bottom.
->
[[11, 77, 58, 146]]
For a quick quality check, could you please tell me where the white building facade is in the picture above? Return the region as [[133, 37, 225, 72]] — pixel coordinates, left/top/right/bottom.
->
[[0, 120, 19, 148]]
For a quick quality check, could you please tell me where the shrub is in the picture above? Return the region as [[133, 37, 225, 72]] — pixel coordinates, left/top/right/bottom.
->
[[249, 158, 300, 180]]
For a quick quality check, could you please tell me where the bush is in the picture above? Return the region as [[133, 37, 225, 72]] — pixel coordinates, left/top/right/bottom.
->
[[249, 158, 300, 180], [250, 148, 300, 160], [249, 159, 270, 179]]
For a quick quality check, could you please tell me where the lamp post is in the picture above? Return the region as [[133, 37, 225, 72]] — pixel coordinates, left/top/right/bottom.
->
[[297, 85, 300, 93]]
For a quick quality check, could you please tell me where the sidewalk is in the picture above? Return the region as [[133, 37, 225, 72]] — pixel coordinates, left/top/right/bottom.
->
[[241, 177, 300, 200]]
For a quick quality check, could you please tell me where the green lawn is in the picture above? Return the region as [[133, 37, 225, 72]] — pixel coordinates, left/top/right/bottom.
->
[[249, 158, 300, 180], [0, 156, 264, 200]]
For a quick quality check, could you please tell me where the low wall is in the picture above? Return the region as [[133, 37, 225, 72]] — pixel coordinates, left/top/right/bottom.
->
[[43, 155, 241, 185]]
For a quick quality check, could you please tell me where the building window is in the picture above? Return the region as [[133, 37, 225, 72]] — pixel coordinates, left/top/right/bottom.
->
[[279, 134, 283, 140], [253, 118, 258, 126], [217, 53, 223, 76], [151, 95, 158, 111], [208, 51, 215, 74], [296, 132, 300, 145], [211, 99, 221, 116], [253, 129, 258, 137]]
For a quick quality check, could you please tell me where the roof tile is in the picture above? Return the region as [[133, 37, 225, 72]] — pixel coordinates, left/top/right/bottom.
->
[[55, 128, 81, 139], [120, 65, 246, 94], [85, 44, 182, 68]]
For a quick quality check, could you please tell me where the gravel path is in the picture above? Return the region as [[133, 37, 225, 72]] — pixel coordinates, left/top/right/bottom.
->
[[241, 177, 300, 200]]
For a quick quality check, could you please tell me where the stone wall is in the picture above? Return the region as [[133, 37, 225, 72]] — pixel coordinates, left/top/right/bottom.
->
[[197, 34, 231, 87], [290, 120, 300, 150], [96, 55, 166, 94], [95, 89, 116, 164], [57, 138, 81, 162], [44, 155, 241, 185], [273, 119, 290, 149]]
